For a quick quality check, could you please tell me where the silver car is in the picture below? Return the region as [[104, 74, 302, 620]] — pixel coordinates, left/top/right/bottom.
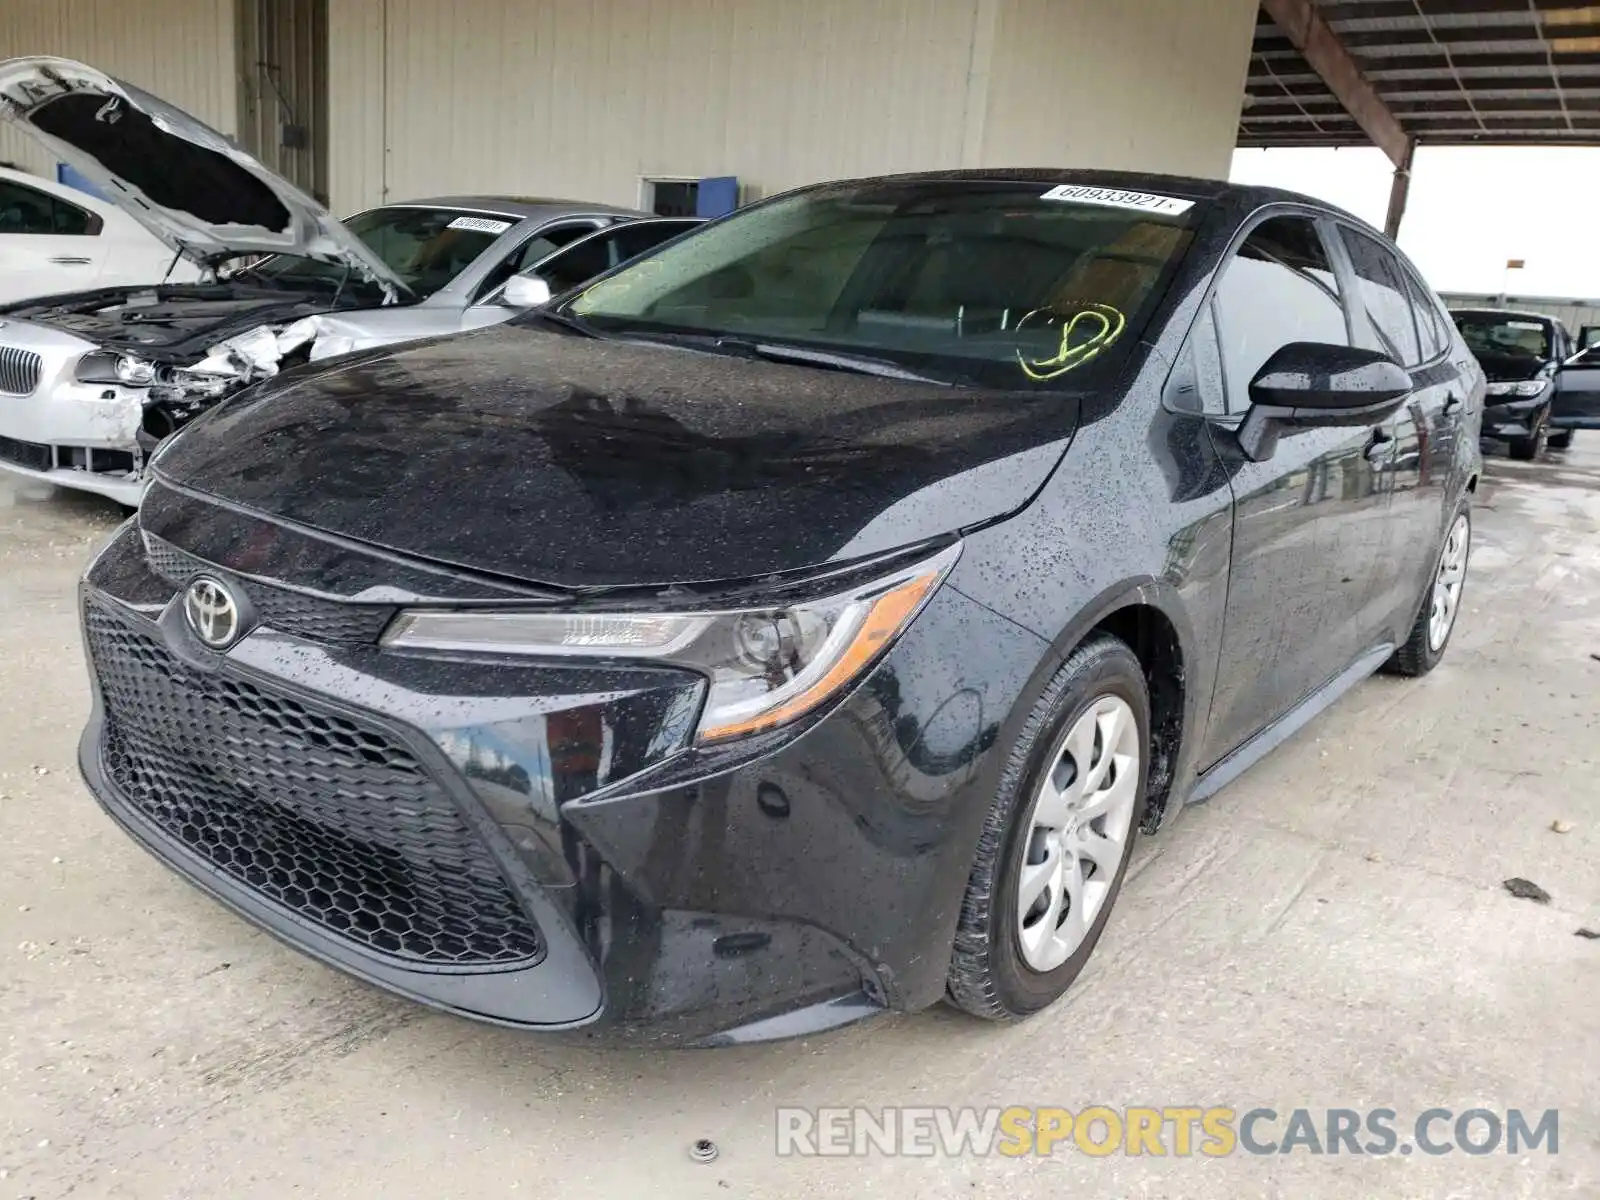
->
[[0, 56, 700, 506]]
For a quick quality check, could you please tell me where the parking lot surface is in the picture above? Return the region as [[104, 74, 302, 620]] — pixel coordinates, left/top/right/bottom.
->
[[2, 445, 1597, 1199]]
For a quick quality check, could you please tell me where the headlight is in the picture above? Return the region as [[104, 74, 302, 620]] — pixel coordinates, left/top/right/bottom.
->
[[76, 351, 156, 387], [1484, 379, 1546, 399], [382, 544, 960, 743]]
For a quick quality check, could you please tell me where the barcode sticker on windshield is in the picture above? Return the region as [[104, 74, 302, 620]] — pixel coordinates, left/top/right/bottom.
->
[[1506, 321, 1545, 331], [448, 216, 514, 235], [1038, 185, 1193, 217]]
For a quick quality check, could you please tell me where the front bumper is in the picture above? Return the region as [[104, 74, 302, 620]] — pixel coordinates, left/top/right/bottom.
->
[[1480, 392, 1548, 441], [0, 438, 145, 504], [0, 333, 148, 501], [76, 517, 1032, 1044]]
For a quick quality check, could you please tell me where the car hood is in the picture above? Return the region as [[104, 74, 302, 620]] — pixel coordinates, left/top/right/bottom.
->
[[0, 57, 406, 299], [152, 327, 1081, 589]]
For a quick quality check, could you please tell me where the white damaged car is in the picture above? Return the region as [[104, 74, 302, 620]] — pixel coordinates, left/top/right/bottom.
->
[[0, 57, 698, 505]]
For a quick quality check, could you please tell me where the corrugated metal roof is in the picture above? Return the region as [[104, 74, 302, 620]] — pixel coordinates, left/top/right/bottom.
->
[[1240, 0, 1600, 146]]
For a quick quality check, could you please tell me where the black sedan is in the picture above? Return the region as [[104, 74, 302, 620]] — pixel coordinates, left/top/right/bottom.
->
[[1451, 307, 1573, 457], [77, 171, 1483, 1045]]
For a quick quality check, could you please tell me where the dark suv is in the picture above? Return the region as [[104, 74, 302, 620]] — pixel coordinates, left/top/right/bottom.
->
[[78, 171, 1483, 1045], [1452, 308, 1573, 457]]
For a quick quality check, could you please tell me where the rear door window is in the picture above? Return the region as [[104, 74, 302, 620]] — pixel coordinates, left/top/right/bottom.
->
[[530, 229, 621, 295], [1213, 216, 1349, 413], [608, 219, 700, 261], [527, 222, 701, 296], [1339, 228, 1422, 367], [1399, 267, 1449, 361], [0, 180, 96, 235], [474, 220, 606, 300]]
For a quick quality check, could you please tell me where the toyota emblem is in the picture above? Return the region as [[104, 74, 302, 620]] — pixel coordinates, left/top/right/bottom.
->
[[183, 576, 242, 649]]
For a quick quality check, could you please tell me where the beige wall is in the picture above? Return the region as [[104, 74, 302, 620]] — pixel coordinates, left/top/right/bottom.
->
[[330, 0, 989, 214], [0, 0, 1259, 220], [327, 0, 1258, 215], [983, 0, 1259, 179], [0, 0, 237, 174]]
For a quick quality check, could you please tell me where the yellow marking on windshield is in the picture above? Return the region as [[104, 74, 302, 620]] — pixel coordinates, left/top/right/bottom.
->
[[1015, 303, 1127, 381]]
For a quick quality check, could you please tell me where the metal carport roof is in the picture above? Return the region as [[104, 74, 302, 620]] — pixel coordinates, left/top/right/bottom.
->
[[1238, 1, 1600, 231], [1241, 0, 1600, 148]]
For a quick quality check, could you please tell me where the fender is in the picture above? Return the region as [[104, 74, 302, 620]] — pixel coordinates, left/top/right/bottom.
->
[[962, 573, 1211, 836]]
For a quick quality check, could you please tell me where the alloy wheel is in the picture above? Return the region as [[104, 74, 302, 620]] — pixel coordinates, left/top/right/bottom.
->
[[1427, 512, 1470, 652], [1015, 695, 1141, 973]]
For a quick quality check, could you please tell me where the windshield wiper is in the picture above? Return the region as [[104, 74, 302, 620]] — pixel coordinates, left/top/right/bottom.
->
[[732, 340, 952, 385], [612, 328, 951, 385]]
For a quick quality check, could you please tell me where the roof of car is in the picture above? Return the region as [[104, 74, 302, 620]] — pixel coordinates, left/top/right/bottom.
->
[[386, 195, 647, 221], [785, 168, 1366, 223]]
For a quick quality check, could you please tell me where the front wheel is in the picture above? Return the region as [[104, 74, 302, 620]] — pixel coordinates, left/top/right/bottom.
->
[[1385, 504, 1471, 677], [947, 634, 1149, 1021]]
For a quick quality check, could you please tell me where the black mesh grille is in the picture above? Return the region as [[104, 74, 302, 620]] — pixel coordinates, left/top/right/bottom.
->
[[85, 600, 543, 967], [142, 533, 395, 644], [0, 434, 52, 472]]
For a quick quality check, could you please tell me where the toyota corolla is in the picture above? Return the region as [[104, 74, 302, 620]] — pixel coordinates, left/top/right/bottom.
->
[[78, 171, 1482, 1045]]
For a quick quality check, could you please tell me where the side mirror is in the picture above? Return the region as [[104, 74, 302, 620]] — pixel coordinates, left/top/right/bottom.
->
[[1237, 342, 1412, 462], [502, 273, 553, 309]]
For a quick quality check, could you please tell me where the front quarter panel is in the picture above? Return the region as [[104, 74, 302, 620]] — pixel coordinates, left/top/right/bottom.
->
[[965, 378, 1235, 815]]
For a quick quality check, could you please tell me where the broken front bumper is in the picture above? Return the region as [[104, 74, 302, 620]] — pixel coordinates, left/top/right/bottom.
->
[[0, 336, 147, 503]]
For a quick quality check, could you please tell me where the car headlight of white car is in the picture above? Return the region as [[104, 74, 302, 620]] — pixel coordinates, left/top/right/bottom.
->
[[76, 351, 157, 387], [1483, 379, 1546, 399]]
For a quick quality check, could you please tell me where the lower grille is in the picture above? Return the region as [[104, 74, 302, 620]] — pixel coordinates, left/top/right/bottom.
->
[[142, 533, 396, 644], [85, 600, 543, 968], [0, 434, 52, 473], [0, 345, 42, 396]]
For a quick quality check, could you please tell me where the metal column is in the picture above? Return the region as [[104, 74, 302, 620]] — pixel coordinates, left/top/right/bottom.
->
[[1383, 137, 1416, 240]]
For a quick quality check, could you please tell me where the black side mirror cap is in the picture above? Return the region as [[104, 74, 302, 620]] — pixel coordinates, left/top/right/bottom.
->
[[1238, 342, 1412, 462]]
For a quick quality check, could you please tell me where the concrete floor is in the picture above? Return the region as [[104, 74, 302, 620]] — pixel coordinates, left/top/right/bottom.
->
[[1, 444, 1597, 1200]]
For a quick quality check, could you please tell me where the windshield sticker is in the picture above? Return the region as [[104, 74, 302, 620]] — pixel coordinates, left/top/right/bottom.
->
[[1015, 303, 1127, 382], [448, 216, 514, 235], [1038, 185, 1193, 217], [1505, 320, 1545, 331]]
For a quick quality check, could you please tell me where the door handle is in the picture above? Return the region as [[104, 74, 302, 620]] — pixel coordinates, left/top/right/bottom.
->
[[1364, 426, 1394, 463], [1442, 394, 1463, 415], [48, 255, 92, 265]]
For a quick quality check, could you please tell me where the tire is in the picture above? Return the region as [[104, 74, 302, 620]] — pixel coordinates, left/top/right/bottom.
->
[[947, 634, 1149, 1021], [1385, 502, 1471, 678], [1508, 409, 1548, 460], [1548, 429, 1574, 450]]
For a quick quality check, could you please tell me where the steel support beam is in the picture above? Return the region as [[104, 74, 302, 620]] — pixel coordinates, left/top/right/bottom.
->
[[1259, 0, 1413, 167], [1383, 135, 1416, 237]]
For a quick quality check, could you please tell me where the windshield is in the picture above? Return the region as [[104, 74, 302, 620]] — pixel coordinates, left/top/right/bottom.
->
[[1453, 312, 1553, 361], [243, 206, 520, 296], [560, 180, 1199, 388]]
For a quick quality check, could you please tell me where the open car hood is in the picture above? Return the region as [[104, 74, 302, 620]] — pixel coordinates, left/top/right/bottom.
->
[[0, 57, 407, 299]]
